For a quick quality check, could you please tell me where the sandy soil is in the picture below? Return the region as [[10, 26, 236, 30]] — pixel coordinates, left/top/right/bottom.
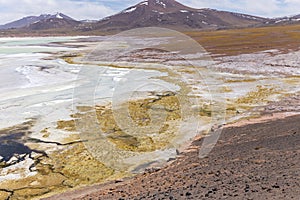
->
[[224, 112, 300, 128], [44, 112, 300, 200]]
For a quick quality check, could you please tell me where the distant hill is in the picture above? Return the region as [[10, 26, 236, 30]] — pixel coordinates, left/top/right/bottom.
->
[[265, 14, 300, 25], [0, 13, 79, 30], [27, 13, 80, 30]]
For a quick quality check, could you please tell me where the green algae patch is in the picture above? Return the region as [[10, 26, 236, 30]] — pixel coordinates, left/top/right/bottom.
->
[[236, 85, 277, 105], [0, 131, 115, 199], [62, 134, 81, 144], [13, 188, 50, 200], [60, 53, 82, 64], [1, 142, 116, 200], [41, 128, 51, 138], [220, 86, 233, 93], [283, 76, 300, 85], [0, 172, 66, 197], [127, 94, 181, 123], [94, 92, 182, 152], [54, 92, 185, 155], [225, 104, 239, 117], [223, 78, 257, 83], [77, 106, 94, 112], [199, 103, 213, 117], [0, 191, 11, 200], [43, 143, 114, 188], [56, 120, 76, 132]]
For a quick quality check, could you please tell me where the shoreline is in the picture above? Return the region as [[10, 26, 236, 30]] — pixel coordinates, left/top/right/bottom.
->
[[224, 111, 300, 128], [43, 111, 300, 199]]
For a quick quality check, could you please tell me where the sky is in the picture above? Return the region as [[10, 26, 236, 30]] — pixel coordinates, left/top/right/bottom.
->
[[0, 0, 299, 24]]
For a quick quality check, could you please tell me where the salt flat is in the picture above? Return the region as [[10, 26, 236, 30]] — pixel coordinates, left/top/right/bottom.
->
[[0, 34, 299, 199]]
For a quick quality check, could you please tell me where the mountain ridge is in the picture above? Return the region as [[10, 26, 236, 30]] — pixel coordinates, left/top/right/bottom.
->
[[0, 13, 78, 30], [265, 14, 300, 25], [0, 0, 299, 33], [86, 0, 267, 31]]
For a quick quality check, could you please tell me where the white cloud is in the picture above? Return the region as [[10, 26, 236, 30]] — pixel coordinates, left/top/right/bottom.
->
[[180, 0, 300, 17], [0, 0, 115, 24]]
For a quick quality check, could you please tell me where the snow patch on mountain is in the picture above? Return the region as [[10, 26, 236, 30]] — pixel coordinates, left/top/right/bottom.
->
[[140, 1, 149, 6], [123, 7, 137, 13], [273, 15, 300, 23], [233, 13, 262, 21], [55, 13, 63, 19], [275, 18, 289, 23], [156, 0, 166, 8]]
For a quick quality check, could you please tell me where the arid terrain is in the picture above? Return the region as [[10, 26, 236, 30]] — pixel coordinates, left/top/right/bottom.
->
[[44, 24, 300, 199], [187, 24, 300, 56], [0, 24, 299, 199], [0, 1, 299, 200], [44, 113, 300, 199]]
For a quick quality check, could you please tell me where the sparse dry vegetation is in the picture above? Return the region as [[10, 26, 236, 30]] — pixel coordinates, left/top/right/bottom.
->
[[185, 24, 300, 56]]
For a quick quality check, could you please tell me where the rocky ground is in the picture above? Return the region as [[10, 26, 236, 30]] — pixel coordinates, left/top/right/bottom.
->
[[44, 110, 300, 200], [262, 95, 300, 114]]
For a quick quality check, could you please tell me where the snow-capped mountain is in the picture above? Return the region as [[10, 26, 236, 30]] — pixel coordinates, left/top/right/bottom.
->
[[0, 0, 299, 33], [265, 14, 300, 25], [0, 13, 77, 30], [27, 13, 80, 30], [86, 0, 267, 31]]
